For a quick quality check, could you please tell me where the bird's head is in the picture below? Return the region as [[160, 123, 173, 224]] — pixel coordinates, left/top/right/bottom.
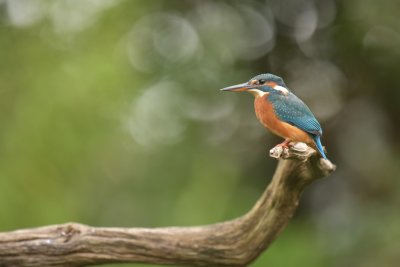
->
[[221, 73, 289, 97]]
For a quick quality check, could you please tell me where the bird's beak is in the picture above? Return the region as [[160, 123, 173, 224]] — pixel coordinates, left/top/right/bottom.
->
[[220, 82, 252, 92]]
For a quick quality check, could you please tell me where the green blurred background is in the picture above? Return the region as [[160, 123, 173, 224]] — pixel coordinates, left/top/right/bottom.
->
[[1, 0, 400, 266]]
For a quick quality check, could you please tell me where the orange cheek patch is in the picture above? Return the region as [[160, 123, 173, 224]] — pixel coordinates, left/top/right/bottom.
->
[[266, 81, 277, 87]]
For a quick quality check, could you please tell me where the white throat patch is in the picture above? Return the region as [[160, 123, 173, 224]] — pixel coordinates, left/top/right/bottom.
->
[[248, 89, 267, 97], [273, 85, 289, 95]]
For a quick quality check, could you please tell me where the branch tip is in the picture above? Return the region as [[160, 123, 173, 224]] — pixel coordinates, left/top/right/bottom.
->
[[269, 142, 315, 161]]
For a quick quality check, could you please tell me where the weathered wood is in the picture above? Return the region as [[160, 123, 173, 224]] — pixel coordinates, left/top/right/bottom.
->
[[0, 143, 335, 267]]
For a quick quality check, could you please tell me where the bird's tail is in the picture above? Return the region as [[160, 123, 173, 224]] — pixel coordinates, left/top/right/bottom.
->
[[311, 135, 327, 159]]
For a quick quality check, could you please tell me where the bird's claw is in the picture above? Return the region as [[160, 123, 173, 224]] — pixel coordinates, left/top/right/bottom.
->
[[270, 141, 293, 158], [270, 140, 293, 158], [275, 139, 292, 150], [275, 144, 290, 149]]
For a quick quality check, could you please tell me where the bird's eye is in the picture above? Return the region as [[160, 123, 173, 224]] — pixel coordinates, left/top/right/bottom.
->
[[258, 79, 266, 85]]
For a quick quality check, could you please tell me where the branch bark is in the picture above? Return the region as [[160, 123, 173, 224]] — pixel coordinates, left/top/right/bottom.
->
[[0, 143, 335, 267]]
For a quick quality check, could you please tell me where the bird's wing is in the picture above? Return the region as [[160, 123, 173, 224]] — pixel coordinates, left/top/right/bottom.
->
[[269, 93, 322, 136]]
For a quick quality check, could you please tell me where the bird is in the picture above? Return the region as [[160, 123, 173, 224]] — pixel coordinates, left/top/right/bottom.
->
[[221, 73, 327, 159]]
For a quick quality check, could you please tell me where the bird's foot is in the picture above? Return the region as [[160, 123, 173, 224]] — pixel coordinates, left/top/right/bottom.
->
[[270, 140, 292, 158], [275, 139, 292, 149], [270, 142, 308, 159]]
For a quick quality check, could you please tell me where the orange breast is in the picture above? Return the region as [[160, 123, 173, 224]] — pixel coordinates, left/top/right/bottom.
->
[[254, 94, 313, 145]]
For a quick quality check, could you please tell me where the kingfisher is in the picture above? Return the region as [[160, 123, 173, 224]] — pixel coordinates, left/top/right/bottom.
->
[[221, 73, 327, 159]]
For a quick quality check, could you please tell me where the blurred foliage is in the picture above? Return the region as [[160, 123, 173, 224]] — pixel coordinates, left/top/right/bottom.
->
[[1, 0, 400, 266]]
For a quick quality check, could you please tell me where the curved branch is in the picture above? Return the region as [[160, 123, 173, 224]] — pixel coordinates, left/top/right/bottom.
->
[[0, 143, 335, 267]]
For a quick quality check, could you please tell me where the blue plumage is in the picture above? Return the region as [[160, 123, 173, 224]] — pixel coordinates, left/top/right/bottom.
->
[[221, 73, 328, 159], [267, 89, 327, 159], [268, 92, 322, 135], [312, 135, 327, 159]]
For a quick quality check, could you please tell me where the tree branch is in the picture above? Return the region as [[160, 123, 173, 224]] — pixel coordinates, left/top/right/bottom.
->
[[0, 143, 335, 267]]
